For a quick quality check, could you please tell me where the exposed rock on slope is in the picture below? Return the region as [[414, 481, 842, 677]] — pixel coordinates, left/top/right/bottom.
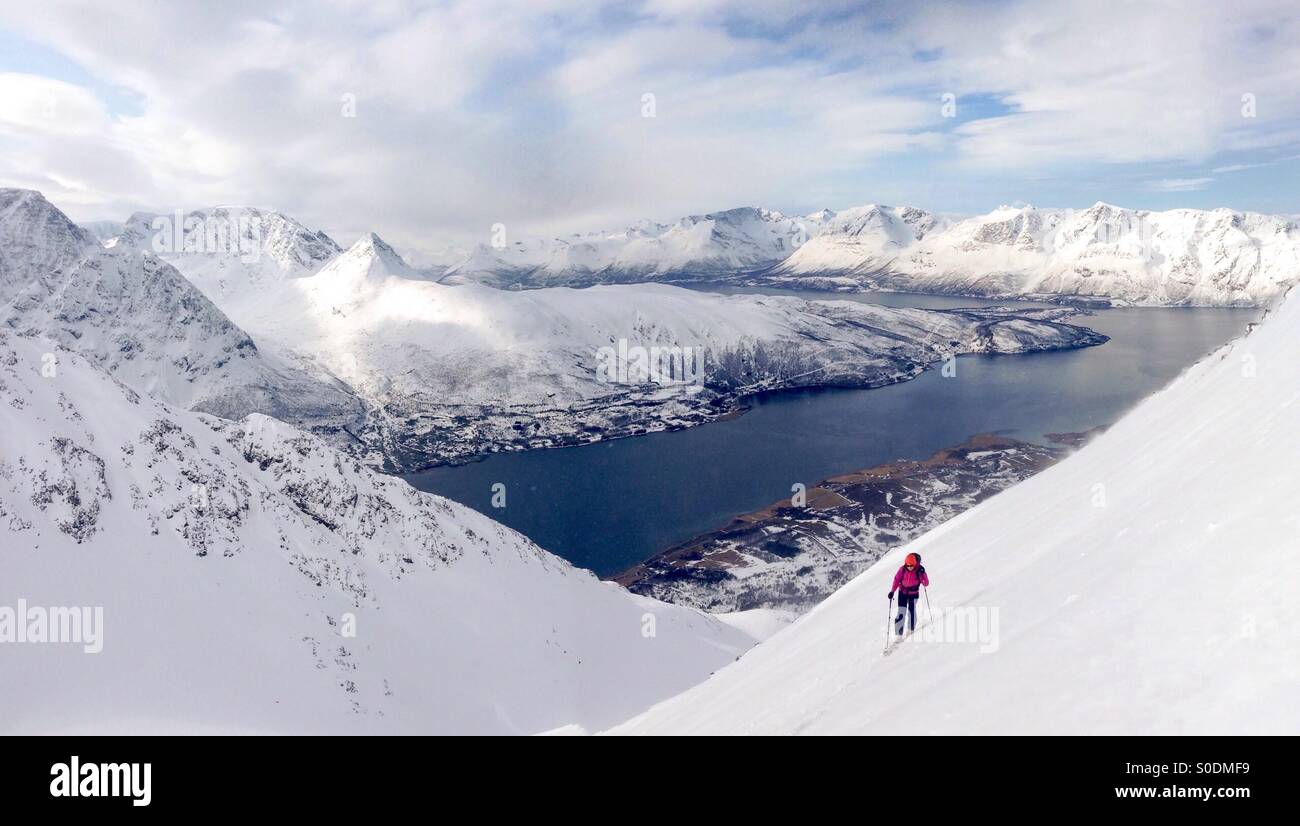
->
[[0, 189, 363, 439], [0, 331, 753, 734]]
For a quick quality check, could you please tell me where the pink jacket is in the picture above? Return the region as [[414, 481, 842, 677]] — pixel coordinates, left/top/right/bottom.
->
[[891, 565, 929, 597]]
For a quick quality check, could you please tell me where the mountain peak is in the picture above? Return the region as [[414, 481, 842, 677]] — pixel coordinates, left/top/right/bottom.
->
[[105, 206, 342, 294], [0, 187, 41, 208], [329, 231, 418, 281], [353, 231, 392, 252], [0, 187, 96, 301], [347, 231, 403, 261], [0, 187, 87, 235]]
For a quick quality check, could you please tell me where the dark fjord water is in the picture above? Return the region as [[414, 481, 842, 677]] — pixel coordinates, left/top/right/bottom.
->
[[406, 289, 1261, 576]]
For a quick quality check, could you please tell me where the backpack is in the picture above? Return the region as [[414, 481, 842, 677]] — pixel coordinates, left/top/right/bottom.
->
[[899, 554, 925, 594]]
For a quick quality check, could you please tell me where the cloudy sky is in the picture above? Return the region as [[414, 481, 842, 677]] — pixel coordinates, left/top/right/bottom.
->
[[1, 0, 1298, 261]]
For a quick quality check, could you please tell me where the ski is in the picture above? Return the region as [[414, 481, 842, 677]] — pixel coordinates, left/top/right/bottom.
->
[[883, 629, 913, 656]]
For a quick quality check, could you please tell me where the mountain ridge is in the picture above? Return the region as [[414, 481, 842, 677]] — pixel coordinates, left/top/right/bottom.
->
[[441, 200, 1300, 306], [95, 196, 1300, 306], [0, 189, 365, 439]]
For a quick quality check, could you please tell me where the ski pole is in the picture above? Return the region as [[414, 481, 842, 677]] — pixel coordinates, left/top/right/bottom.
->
[[886, 595, 894, 641], [923, 585, 933, 623]]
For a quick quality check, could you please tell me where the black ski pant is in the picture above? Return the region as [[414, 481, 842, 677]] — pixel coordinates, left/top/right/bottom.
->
[[895, 592, 918, 636]]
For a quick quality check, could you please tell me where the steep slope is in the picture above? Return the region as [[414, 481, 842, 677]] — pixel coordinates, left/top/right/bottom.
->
[[0, 189, 95, 303], [775, 204, 947, 278], [0, 331, 754, 734], [227, 234, 1105, 468], [111, 206, 342, 314], [610, 289, 1300, 735], [0, 190, 363, 436], [319, 232, 419, 282]]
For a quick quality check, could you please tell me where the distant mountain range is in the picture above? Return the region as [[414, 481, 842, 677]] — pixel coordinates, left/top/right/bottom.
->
[[439, 202, 1300, 307]]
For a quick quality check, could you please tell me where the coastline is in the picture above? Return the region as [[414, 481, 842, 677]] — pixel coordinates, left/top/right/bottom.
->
[[389, 306, 1107, 474], [610, 429, 1106, 613]]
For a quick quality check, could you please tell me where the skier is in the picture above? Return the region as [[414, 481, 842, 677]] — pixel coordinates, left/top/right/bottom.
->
[[888, 552, 929, 637]]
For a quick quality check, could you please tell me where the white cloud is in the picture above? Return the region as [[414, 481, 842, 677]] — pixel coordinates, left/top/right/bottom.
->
[[1211, 162, 1268, 174], [0, 0, 1297, 255], [909, 0, 1300, 168], [0, 73, 110, 135], [1148, 177, 1215, 192]]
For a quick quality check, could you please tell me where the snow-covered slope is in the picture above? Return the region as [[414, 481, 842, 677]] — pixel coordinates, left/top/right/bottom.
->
[[0, 331, 754, 734], [0, 189, 95, 303], [0, 190, 362, 434], [110, 206, 341, 313], [773, 202, 1300, 307], [442, 206, 826, 288], [776, 204, 948, 276], [329, 232, 420, 281], [226, 233, 1105, 468], [79, 220, 125, 245], [610, 288, 1300, 735]]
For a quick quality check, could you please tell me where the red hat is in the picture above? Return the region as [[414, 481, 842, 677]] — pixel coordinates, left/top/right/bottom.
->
[[905, 553, 918, 567]]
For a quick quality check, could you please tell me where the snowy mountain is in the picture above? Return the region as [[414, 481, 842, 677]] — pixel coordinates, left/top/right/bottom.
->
[[99, 199, 1300, 308], [609, 286, 1300, 735], [0, 189, 96, 303], [213, 231, 1105, 469], [773, 202, 1300, 307], [110, 206, 342, 312], [2, 192, 1106, 471], [443, 201, 1300, 307], [441, 206, 827, 288], [322, 232, 420, 282], [78, 220, 126, 245], [0, 331, 754, 734], [773, 204, 948, 277], [0, 189, 362, 435]]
